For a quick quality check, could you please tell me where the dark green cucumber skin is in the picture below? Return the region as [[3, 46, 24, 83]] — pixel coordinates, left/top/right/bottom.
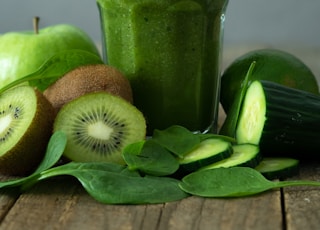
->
[[255, 157, 300, 180], [260, 164, 299, 180], [231, 144, 263, 168], [257, 80, 320, 158], [179, 146, 233, 174]]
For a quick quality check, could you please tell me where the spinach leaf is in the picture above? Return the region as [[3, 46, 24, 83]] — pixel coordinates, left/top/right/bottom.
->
[[81, 172, 189, 204], [33, 131, 67, 174], [38, 162, 189, 204], [0, 49, 103, 93], [152, 125, 200, 158], [179, 167, 320, 197], [38, 162, 129, 178], [122, 140, 179, 176]]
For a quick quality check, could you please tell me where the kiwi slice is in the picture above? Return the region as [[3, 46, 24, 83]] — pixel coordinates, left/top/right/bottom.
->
[[0, 85, 54, 175], [53, 91, 146, 164], [43, 64, 133, 112]]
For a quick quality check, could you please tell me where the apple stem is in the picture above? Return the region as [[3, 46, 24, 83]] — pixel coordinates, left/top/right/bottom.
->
[[33, 16, 40, 34]]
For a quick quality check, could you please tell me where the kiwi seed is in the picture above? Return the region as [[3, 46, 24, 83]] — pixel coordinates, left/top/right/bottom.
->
[[43, 64, 133, 113], [0, 85, 54, 176], [53, 91, 146, 164]]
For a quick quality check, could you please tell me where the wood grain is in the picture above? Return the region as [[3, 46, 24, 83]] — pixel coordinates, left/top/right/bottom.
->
[[282, 161, 320, 230], [0, 176, 283, 230]]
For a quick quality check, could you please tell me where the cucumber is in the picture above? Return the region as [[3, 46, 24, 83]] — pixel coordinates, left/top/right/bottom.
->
[[199, 144, 261, 170], [255, 157, 299, 180], [236, 80, 320, 158], [178, 138, 233, 173]]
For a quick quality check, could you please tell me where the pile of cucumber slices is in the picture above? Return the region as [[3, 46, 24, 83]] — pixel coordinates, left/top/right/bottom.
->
[[175, 131, 299, 180]]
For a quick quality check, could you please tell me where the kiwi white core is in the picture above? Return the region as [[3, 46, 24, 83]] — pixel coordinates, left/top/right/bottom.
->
[[0, 115, 12, 134], [88, 121, 113, 140]]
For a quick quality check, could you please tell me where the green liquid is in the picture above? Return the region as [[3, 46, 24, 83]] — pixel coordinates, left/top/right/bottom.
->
[[97, 0, 228, 134]]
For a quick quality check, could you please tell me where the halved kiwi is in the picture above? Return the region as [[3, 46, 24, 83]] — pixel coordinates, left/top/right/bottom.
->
[[43, 64, 133, 113], [53, 91, 146, 164], [0, 85, 54, 175]]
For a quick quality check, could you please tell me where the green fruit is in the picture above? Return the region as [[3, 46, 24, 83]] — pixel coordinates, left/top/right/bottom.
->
[[220, 49, 319, 113], [53, 92, 146, 164], [0, 85, 55, 175], [0, 23, 100, 88]]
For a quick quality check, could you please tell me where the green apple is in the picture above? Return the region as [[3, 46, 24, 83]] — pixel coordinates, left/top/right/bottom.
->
[[0, 19, 100, 88]]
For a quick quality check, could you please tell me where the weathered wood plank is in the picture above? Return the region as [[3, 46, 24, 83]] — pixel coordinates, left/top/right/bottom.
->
[[0, 176, 283, 230], [159, 192, 282, 230], [0, 188, 20, 223], [0, 175, 21, 223], [283, 161, 320, 230], [0, 177, 80, 230]]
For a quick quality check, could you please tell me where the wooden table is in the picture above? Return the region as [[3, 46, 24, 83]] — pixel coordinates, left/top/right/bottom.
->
[[0, 161, 319, 230], [0, 46, 319, 230]]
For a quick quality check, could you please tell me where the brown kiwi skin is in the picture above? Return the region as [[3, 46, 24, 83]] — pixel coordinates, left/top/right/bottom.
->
[[0, 89, 55, 176], [43, 64, 133, 113]]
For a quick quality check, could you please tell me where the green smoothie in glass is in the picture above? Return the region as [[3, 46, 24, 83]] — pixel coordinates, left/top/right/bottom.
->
[[97, 0, 228, 134]]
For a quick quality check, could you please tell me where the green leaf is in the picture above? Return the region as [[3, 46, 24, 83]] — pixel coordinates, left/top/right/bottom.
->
[[32, 131, 67, 174], [152, 125, 201, 158], [80, 172, 188, 204], [219, 61, 256, 137], [39, 162, 128, 178], [39, 162, 189, 204], [122, 141, 145, 165], [179, 167, 275, 197], [0, 49, 103, 93], [179, 167, 320, 198], [122, 140, 179, 176]]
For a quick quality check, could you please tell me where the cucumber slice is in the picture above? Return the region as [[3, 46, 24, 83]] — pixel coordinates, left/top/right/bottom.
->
[[200, 144, 261, 170], [236, 81, 266, 145], [255, 157, 299, 180], [219, 61, 256, 138], [178, 138, 233, 173]]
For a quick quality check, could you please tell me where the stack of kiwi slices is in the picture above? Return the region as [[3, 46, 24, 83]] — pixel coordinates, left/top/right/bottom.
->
[[0, 63, 146, 175], [0, 85, 54, 175]]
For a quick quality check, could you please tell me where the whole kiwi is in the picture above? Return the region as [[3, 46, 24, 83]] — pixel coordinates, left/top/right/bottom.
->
[[43, 64, 133, 113], [0, 85, 54, 176]]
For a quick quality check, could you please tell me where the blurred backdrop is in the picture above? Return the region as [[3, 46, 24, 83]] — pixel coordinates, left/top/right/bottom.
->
[[0, 0, 319, 76]]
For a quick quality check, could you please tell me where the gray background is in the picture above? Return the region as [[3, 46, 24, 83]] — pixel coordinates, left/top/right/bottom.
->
[[1, 0, 319, 77]]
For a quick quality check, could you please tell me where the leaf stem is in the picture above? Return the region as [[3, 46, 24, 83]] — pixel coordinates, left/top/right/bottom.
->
[[276, 180, 320, 188]]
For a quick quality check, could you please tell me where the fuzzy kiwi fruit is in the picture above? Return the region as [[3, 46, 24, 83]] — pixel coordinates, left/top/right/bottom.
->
[[43, 64, 133, 113], [53, 91, 146, 164], [0, 85, 54, 175]]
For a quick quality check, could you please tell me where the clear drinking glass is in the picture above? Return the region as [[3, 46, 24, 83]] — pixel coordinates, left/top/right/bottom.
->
[[97, 0, 229, 135]]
